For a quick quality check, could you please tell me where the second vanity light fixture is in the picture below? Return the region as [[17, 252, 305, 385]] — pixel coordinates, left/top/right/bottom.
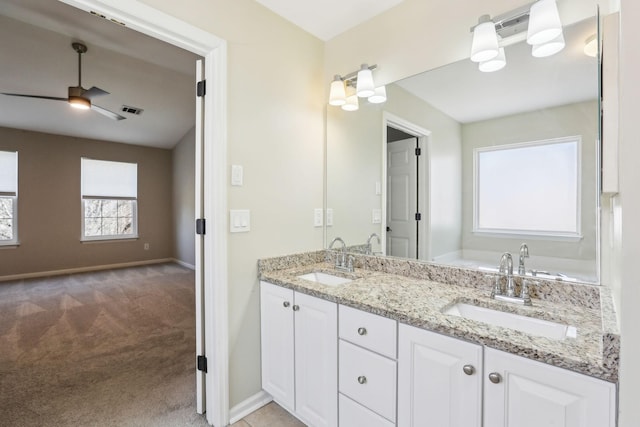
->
[[470, 0, 564, 72], [328, 64, 387, 111]]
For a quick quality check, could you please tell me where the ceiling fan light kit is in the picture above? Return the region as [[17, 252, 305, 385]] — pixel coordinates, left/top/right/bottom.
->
[[1, 42, 126, 121]]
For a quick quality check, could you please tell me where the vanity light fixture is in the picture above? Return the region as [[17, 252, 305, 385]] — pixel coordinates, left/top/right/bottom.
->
[[328, 64, 386, 109], [470, 0, 565, 72]]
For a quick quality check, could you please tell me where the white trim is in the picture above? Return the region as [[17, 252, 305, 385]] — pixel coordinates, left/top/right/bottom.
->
[[0, 257, 174, 282], [382, 112, 432, 260], [172, 258, 196, 270], [228, 391, 273, 424], [57, 2, 228, 425]]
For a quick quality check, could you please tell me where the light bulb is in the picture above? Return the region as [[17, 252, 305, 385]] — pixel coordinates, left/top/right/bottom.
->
[[470, 15, 499, 63], [342, 93, 359, 111], [328, 75, 346, 106], [532, 32, 565, 57], [527, 0, 563, 46], [356, 64, 375, 98], [479, 47, 506, 72]]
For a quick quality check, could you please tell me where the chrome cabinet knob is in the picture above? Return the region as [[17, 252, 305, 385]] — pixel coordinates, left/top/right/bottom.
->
[[488, 372, 502, 384], [463, 364, 475, 375], [357, 376, 367, 384], [283, 301, 290, 308], [292, 305, 300, 311], [357, 327, 367, 336]]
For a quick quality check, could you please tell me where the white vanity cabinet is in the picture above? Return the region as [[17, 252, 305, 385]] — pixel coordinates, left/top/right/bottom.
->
[[338, 305, 397, 426], [260, 281, 338, 427], [397, 323, 483, 427], [483, 348, 617, 427]]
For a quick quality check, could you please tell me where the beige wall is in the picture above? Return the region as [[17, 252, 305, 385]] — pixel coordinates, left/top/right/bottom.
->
[[172, 127, 196, 267], [461, 101, 598, 263], [0, 126, 173, 276], [140, 0, 325, 407], [327, 83, 462, 259]]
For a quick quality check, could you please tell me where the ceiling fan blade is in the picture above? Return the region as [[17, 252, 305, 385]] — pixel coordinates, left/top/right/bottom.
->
[[91, 104, 126, 121], [83, 86, 109, 99], [1, 93, 67, 102]]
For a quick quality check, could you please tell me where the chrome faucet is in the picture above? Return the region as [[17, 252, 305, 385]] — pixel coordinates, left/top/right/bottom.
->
[[329, 237, 353, 272], [366, 233, 381, 255], [491, 252, 532, 306], [518, 243, 529, 276], [499, 252, 515, 297]]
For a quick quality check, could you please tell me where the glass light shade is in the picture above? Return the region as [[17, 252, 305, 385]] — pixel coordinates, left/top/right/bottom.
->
[[470, 18, 499, 63], [532, 32, 565, 57], [368, 86, 387, 104], [479, 47, 506, 72], [356, 64, 375, 98], [583, 34, 597, 57], [341, 94, 359, 111], [527, 0, 563, 46], [69, 96, 91, 110], [328, 75, 346, 106]]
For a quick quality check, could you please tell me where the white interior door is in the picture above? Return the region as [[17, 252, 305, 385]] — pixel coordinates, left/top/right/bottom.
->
[[194, 59, 206, 414], [387, 138, 418, 258]]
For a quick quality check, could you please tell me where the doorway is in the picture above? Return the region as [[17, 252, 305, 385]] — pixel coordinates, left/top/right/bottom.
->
[[382, 113, 431, 261]]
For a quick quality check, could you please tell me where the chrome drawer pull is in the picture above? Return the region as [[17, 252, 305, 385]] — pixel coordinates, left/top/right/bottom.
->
[[488, 372, 502, 384], [292, 305, 300, 311], [463, 365, 475, 375], [283, 301, 290, 308], [357, 376, 367, 384], [357, 327, 367, 336]]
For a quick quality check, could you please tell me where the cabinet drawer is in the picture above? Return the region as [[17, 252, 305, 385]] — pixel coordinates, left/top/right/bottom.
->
[[339, 393, 395, 427], [339, 304, 397, 359], [339, 340, 397, 422]]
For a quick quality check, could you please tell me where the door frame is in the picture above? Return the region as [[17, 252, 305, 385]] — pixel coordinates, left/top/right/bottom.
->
[[58, 1, 229, 425], [382, 112, 431, 261]]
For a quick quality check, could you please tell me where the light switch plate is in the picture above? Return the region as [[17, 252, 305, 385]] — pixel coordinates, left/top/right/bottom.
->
[[231, 165, 243, 186], [230, 209, 250, 232], [372, 209, 382, 224], [314, 208, 323, 227], [375, 181, 381, 195], [326, 208, 334, 226]]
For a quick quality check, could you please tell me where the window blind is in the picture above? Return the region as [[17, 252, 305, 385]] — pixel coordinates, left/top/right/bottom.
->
[[81, 158, 137, 198], [0, 151, 17, 195]]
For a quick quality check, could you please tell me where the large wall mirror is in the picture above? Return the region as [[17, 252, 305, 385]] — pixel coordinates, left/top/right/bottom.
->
[[326, 9, 604, 284]]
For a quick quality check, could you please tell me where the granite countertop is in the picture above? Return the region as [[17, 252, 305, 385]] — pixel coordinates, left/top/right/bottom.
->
[[259, 254, 619, 383]]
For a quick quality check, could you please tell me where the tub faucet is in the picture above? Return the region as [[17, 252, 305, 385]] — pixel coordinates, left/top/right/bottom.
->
[[518, 243, 529, 276], [366, 233, 381, 255]]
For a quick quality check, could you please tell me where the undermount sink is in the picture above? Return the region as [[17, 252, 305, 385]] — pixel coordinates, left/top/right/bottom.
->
[[297, 272, 353, 287], [443, 302, 577, 340]]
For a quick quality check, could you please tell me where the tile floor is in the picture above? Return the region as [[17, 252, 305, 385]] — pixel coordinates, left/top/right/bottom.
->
[[232, 402, 305, 427]]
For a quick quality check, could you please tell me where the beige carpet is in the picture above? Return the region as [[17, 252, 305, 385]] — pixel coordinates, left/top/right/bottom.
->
[[0, 263, 210, 426]]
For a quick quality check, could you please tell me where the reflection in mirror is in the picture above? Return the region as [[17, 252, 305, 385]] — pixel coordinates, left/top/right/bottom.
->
[[326, 14, 601, 283]]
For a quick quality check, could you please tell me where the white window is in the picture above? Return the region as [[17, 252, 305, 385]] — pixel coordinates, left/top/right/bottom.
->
[[473, 136, 581, 239], [81, 158, 138, 241], [0, 150, 18, 245]]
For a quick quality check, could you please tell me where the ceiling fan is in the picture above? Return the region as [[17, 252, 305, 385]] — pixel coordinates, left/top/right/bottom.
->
[[1, 42, 126, 121]]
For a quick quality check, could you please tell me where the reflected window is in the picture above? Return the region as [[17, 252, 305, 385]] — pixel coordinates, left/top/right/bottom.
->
[[81, 158, 138, 240], [473, 137, 581, 239]]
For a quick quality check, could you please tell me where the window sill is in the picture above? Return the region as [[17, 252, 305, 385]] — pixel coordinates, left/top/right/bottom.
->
[[81, 235, 139, 244], [0, 241, 19, 249], [472, 230, 583, 242]]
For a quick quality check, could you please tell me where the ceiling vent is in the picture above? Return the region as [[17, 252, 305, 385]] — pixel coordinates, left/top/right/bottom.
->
[[121, 105, 144, 115]]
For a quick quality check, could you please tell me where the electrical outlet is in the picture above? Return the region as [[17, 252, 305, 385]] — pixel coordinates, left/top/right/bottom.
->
[[326, 208, 334, 226], [314, 208, 323, 227], [144, 243, 149, 250]]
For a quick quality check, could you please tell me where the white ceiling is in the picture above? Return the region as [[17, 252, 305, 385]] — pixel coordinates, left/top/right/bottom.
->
[[395, 17, 598, 123], [254, 0, 405, 41], [0, 0, 201, 149]]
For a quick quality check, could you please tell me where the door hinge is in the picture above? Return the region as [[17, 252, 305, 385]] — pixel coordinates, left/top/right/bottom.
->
[[415, 212, 422, 221], [196, 218, 206, 235], [415, 147, 421, 156], [197, 80, 206, 97], [197, 355, 208, 373]]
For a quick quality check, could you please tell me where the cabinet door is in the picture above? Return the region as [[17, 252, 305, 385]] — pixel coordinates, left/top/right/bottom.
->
[[484, 348, 617, 427], [398, 324, 483, 427], [294, 291, 338, 427], [260, 281, 295, 412]]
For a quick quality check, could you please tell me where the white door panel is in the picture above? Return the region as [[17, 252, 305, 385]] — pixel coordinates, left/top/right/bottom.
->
[[387, 138, 417, 258]]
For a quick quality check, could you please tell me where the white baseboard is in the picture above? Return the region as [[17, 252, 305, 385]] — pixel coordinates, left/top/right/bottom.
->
[[172, 258, 196, 270], [228, 390, 273, 425], [0, 258, 175, 282]]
